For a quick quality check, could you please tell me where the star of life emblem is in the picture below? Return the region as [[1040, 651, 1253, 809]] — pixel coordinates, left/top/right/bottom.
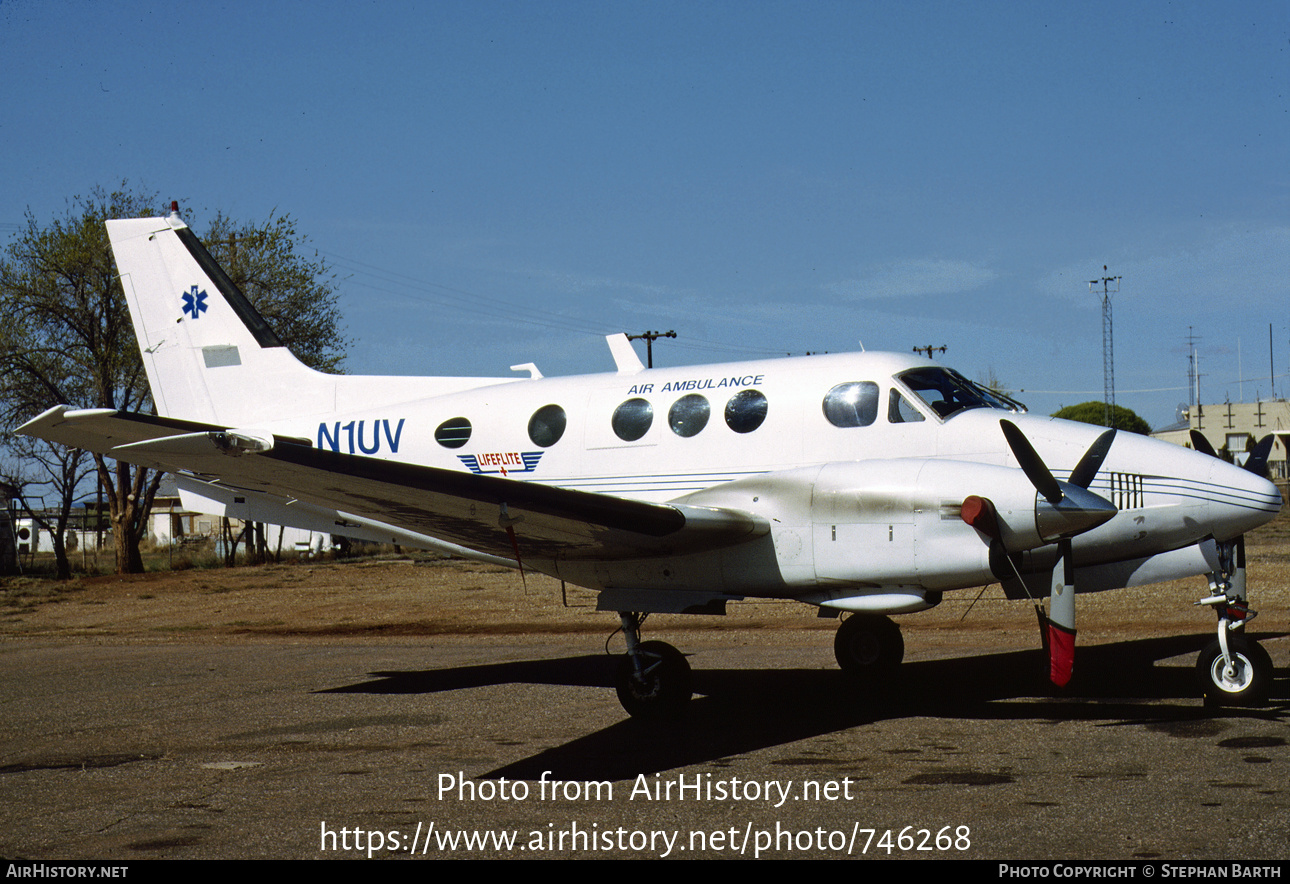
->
[[181, 285, 208, 319]]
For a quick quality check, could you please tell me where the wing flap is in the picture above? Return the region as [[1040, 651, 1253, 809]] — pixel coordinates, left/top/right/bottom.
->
[[17, 407, 768, 561]]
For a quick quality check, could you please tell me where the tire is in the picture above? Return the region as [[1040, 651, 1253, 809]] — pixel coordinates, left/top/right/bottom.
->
[[616, 640, 692, 719], [834, 614, 904, 679], [1196, 637, 1273, 706]]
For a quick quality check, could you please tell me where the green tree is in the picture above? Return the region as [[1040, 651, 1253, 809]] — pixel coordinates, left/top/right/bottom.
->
[[1052, 401, 1151, 435], [202, 211, 347, 373], [0, 183, 346, 574]]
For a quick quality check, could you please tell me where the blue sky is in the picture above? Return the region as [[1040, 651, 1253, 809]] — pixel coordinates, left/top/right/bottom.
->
[[3, 0, 1286, 429]]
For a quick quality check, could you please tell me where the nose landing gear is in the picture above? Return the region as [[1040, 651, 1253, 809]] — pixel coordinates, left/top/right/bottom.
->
[[1196, 538, 1273, 706]]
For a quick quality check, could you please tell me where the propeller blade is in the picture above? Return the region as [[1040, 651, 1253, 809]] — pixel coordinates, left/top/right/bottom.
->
[[1067, 428, 1116, 489], [1244, 435, 1274, 477], [1001, 420, 1063, 504], [1044, 538, 1076, 687], [1190, 429, 1217, 458], [998, 421, 1106, 688]]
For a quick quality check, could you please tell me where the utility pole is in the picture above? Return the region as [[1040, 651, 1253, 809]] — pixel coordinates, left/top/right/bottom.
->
[[627, 330, 676, 368], [1090, 268, 1121, 428], [911, 345, 947, 359]]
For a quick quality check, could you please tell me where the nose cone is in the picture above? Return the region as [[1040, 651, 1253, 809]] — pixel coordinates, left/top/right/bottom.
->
[[1204, 456, 1282, 541]]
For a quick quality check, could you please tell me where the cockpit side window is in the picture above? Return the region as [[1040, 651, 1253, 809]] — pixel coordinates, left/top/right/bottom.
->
[[897, 367, 1025, 420], [888, 389, 926, 423]]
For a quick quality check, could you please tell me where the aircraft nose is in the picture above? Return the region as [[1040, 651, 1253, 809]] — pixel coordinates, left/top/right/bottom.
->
[[1203, 455, 1282, 541]]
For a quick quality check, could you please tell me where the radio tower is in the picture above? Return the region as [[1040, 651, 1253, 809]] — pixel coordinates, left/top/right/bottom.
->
[[1090, 268, 1121, 428], [1185, 327, 1202, 408]]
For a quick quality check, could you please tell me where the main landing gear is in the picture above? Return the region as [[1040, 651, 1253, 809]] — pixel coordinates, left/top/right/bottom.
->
[[834, 614, 904, 680], [1195, 538, 1273, 706], [615, 612, 692, 719], [611, 611, 909, 718]]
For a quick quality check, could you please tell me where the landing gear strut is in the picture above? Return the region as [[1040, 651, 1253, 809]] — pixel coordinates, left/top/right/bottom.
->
[[614, 612, 692, 719], [834, 614, 904, 680], [1195, 538, 1272, 706]]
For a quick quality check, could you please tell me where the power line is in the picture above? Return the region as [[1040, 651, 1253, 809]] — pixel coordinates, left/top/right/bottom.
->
[[318, 247, 791, 359]]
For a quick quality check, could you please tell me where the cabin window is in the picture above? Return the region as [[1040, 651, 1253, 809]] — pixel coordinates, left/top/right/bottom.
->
[[822, 382, 879, 428], [612, 398, 654, 441], [724, 389, 768, 434], [434, 417, 472, 448], [669, 394, 710, 438], [888, 389, 926, 423], [528, 404, 567, 447]]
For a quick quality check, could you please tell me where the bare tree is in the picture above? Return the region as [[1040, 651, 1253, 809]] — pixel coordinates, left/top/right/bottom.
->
[[0, 438, 95, 579]]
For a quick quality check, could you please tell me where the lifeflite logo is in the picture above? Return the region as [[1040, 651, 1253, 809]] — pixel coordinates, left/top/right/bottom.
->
[[181, 285, 208, 319], [458, 452, 544, 476]]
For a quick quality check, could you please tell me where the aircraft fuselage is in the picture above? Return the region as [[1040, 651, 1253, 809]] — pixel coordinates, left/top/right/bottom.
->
[[239, 349, 1277, 604]]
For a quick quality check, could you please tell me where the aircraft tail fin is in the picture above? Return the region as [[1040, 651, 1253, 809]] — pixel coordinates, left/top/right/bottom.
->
[[107, 207, 339, 426]]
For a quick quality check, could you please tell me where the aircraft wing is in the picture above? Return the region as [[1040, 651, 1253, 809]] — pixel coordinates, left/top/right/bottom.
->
[[16, 406, 769, 561]]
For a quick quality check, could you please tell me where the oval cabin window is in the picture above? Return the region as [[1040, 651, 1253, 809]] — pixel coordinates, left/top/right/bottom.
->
[[724, 389, 768, 434], [434, 417, 472, 448], [612, 398, 654, 442], [528, 404, 567, 447]]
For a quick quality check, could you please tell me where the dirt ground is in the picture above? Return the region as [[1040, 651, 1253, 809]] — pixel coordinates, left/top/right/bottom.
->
[[7, 505, 1290, 645], [4, 508, 1289, 655], [1, 510, 1287, 861]]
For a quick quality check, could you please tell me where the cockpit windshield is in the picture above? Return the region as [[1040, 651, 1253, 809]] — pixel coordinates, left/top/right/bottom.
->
[[897, 367, 1027, 420]]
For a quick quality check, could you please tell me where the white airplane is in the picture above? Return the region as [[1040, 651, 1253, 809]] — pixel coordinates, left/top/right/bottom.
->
[[17, 206, 1283, 718]]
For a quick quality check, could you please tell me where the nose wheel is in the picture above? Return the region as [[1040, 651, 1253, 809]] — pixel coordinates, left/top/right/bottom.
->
[[1196, 637, 1272, 705], [1196, 538, 1273, 706]]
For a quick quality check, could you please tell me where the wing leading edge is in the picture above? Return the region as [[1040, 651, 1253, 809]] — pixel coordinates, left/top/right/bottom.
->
[[16, 406, 769, 562]]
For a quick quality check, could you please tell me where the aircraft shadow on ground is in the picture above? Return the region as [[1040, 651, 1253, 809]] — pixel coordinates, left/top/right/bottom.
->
[[320, 632, 1287, 782]]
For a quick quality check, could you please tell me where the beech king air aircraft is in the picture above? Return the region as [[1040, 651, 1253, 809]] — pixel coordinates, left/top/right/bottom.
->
[[17, 206, 1283, 718]]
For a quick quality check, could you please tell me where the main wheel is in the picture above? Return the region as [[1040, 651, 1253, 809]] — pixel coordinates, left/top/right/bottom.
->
[[834, 614, 904, 679], [616, 640, 692, 719], [1196, 637, 1273, 706]]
